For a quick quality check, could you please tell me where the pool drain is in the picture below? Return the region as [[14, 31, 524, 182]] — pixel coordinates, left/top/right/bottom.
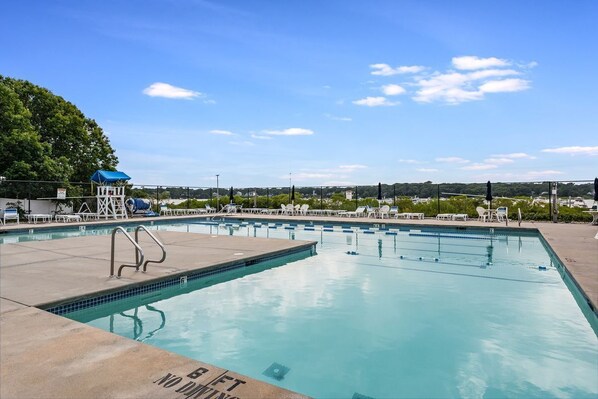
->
[[262, 362, 290, 381]]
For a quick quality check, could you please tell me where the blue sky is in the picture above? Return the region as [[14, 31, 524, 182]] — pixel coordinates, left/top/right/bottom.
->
[[2, 0, 597, 188]]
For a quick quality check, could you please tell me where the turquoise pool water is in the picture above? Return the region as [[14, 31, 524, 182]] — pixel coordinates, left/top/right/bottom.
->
[[9, 220, 598, 398]]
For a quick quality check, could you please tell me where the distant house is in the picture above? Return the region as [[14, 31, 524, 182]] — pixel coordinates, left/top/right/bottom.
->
[[345, 190, 354, 200]]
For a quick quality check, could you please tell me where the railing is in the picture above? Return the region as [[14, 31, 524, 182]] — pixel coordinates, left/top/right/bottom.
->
[[110, 226, 144, 278], [110, 225, 167, 278], [518, 208, 522, 227], [134, 225, 167, 272]]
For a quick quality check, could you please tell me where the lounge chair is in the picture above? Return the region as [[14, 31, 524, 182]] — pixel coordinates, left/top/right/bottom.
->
[[436, 213, 455, 220], [366, 206, 376, 218], [343, 206, 366, 218], [3, 208, 19, 225], [55, 214, 82, 223], [159, 205, 172, 216], [389, 206, 399, 218], [222, 204, 238, 214], [25, 214, 53, 224], [299, 204, 309, 216], [75, 202, 99, 220], [453, 214, 468, 221]]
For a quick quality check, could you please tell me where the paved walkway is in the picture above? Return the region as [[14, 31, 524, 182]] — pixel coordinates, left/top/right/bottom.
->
[[532, 222, 598, 312]]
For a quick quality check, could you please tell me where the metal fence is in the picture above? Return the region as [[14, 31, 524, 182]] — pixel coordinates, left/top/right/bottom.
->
[[0, 178, 595, 223]]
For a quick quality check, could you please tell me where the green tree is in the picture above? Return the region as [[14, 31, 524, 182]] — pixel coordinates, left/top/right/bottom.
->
[[0, 76, 117, 197]]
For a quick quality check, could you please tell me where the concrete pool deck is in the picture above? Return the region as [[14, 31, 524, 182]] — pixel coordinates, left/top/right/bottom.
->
[[1, 215, 597, 398], [1, 231, 315, 399]]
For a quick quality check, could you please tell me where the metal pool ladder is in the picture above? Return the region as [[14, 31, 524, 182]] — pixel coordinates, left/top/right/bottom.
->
[[110, 226, 167, 278]]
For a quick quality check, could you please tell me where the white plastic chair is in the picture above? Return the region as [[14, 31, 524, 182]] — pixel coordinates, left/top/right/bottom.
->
[[344, 206, 366, 218], [286, 204, 295, 215], [476, 206, 488, 222], [379, 205, 390, 219], [366, 206, 377, 218], [3, 208, 19, 225], [496, 207, 509, 222], [299, 204, 309, 216]]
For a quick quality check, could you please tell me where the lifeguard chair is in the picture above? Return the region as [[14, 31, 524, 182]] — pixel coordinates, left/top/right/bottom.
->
[[90, 170, 131, 219]]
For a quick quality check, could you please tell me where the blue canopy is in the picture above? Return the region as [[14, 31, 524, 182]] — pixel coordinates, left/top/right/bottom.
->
[[90, 170, 131, 184]]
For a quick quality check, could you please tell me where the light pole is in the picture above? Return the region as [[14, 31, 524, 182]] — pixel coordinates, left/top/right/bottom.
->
[[216, 174, 220, 211]]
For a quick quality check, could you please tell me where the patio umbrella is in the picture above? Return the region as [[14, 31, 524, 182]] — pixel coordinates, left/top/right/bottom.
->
[[229, 186, 234, 203], [377, 182, 382, 201], [485, 181, 493, 210], [291, 185, 295, 204], [594, 177, 598, 202]]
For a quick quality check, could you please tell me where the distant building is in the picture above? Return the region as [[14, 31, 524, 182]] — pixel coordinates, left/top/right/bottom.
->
[[346, 190, 353, 200]]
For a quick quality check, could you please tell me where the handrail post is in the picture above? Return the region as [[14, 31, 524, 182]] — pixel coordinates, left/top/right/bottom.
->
[[134, 225, 167, 272], [110, 226, 145, 278]]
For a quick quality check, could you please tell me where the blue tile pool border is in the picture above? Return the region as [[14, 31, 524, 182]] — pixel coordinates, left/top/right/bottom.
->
[[43, 245, 315, 316]]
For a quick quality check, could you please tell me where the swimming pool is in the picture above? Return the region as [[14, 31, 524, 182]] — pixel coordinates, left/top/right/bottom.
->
[[8, 220, 598, 398]]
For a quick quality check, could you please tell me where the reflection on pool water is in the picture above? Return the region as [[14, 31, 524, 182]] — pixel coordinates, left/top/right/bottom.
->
[[11, 220, 598, 398]]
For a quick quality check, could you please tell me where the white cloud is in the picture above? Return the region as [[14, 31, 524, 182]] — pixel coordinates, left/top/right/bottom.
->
[[142, 82, 201, 99], [413, 71, 530, 104], [416, 168, 439, 172], [264, 128, 314, 136], [370, 64, 425, 76], [413, 73, 483, 104], [461, 163, 498, 170], [250, 134, 272, 140], [338, 164, 367, 171], [492, 152, 536, 159], [479, 79, 530, 93], [382, 84, 407, 96], [467, 69, 520, 80], [364, 56, 533, 104], [452, 56, 510, 70], [353, 96, 399, 107], [436, 157, 470, 164], [541, 146, 598, 156], [210, 129, 234, 136]]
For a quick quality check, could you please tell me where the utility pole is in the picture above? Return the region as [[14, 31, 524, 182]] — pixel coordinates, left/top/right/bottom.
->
[[216, 174, 220, 211]]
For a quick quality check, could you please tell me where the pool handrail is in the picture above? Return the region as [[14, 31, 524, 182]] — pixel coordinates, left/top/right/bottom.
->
[[134, 225, 167, 272], [110, 226, 144, 278]]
